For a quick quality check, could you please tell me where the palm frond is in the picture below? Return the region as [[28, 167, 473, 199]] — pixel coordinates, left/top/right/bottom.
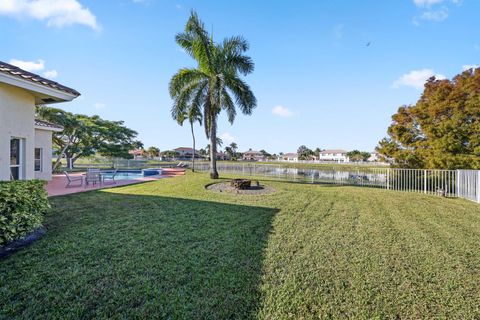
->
[[169, 68, 208, 98], [224, 74, 257, 115]]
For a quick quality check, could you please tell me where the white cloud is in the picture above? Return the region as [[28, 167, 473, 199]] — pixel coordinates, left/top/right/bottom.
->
[[0, 0, 99, 30], [392, 69, 446, 90], [220, 132, 235, 144], [420, 7, 448, 21], [9, 58, 59, 79], [175, 4, 182, 10], [43, 70, 58, 78], [94, 102, 106, 109], [474, 44, 480, 51], [462, 65, 479, 71], [272, 105, 294, 117], [413, 0, 445, 7], [8, 58, 45, 72]]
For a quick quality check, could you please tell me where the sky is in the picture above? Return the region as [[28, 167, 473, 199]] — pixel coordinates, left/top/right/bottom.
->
[[0, 0, 479, 154]]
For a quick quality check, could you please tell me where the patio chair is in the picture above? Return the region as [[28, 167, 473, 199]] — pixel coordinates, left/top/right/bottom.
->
[[85, 170, 102, 187], [101, 169, 117, 185], [63, 171, 83, 187]]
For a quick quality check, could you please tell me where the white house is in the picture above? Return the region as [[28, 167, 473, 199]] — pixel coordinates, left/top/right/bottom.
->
[[242, 149, 266, 161], [319, 149, 350, 163], [368, 151, 379, 162], [279, 153, 298, 162], [0, 61, 80, 181], [173, 147, 204, 159]]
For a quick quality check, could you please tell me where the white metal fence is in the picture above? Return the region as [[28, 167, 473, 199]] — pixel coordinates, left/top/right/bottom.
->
[[457, 170, 480, 203], [194, 163, 480, 203]]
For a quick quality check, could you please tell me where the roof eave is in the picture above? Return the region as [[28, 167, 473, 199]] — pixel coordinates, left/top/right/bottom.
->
[[34, 125, 63, 132], [0, 72, 80, 103]]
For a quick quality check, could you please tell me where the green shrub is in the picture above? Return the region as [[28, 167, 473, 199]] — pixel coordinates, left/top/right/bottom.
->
[[0, 180, 50, 246]]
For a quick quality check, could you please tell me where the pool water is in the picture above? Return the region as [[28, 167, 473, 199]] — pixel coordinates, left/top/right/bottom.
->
[[113, 169, 162, 180], [115, 172, 144, 180]]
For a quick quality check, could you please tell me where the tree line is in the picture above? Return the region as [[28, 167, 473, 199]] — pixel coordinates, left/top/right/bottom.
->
[[377, 67, 480, 169]]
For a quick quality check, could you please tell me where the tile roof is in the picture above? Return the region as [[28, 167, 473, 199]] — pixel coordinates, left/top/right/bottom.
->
[[0, 61, 80, 96], [175, 147, 194, 151], [34, 118, 64, 131], [320, 149, 348, 154]]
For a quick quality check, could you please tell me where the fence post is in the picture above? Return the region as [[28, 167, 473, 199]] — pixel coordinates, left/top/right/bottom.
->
[[424, 170, 427, 194], [477, 171, 480, 203], [456, 170, 460, 198], [386, 169, 390, 190]]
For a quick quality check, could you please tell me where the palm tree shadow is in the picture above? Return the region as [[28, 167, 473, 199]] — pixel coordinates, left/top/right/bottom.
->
[[1, 191, 278, 319]]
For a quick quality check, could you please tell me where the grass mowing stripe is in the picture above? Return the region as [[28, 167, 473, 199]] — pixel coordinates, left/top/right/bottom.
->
[[2, 173, 480, 319]]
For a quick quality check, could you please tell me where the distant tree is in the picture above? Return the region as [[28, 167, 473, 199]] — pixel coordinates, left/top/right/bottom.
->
[[146, 147, 160, 159], [225, 146, 234, 159], [260, 149, 271, 158], [229, 142, 238, 159], [162, 150, 178, 159], [205, 138, 223, 160], [347, 150, 370, 162], [297, 145, 314, 160], [199, 148, 207, 156], [314, 147, 322, 154], [377, 68, 480, 169], [170, 11, 257, 179], [36, 106, 139, 169], [172, 101, 202, 172]]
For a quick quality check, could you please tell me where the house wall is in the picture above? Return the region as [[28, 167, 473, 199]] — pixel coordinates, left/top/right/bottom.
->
[[319, 153, 350, 162], [34, 129, 53, 180], [0, 83, 35, 181]]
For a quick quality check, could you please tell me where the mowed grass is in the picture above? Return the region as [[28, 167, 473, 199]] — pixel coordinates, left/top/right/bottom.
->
[[1, 173, 480, 319]]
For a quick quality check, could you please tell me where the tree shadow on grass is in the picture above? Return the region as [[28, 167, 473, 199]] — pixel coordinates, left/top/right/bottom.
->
[[0, 192, 278, 319]]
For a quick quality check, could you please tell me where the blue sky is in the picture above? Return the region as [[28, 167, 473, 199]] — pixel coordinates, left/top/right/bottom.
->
[[1, 0, 478, 153]]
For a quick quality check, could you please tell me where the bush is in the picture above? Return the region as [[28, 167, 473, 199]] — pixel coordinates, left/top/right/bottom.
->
[[0, 180, 50, 246]]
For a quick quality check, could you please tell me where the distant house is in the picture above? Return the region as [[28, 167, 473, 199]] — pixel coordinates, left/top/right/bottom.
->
[[216, 151, 230, 160], [174, 147, 203, 159], [242, 149, 265, 161], [319, 149, 349, 163], [0, 61, 80, 181], [279, 153, 298, 162], [368, 151, 379, 162], [129, 149, 145, 160]]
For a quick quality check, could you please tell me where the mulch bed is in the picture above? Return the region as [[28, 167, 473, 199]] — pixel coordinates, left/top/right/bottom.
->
[[206, 181, 276, 195]]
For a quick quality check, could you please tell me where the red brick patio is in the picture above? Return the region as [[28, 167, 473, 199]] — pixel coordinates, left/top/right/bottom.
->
[[46, 168, 185, 197]]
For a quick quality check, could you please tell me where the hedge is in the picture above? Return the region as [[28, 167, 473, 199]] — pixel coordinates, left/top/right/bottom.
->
[[0, 180, 50, 246]]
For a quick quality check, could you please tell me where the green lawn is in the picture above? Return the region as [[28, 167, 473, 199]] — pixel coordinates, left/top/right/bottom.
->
[[1, 173, 480, 319]]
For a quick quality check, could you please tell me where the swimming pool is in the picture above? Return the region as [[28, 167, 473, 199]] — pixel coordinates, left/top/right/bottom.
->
[[113, 169, 162, 180]]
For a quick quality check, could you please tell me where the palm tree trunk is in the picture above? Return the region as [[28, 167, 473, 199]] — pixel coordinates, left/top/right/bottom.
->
[[190, 121, 196, 172], [209, 117, 219, 179]]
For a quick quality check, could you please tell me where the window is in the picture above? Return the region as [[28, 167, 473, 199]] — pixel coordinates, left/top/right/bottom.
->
[[10, 138, 24, 180], [34, 148, 42, 172]]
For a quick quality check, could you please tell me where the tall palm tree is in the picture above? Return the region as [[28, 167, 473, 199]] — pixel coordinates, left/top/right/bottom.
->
[[173, 106, 202, 172], [205, 137, 223, 161], [169, 11, 256, 178]]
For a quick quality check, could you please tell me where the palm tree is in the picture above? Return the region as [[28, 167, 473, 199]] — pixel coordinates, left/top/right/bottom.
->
[[229, 142, 238, 159], [173, 106, 202, 172], [169, 11, 256, 178], [205, 137, 223, 161]]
